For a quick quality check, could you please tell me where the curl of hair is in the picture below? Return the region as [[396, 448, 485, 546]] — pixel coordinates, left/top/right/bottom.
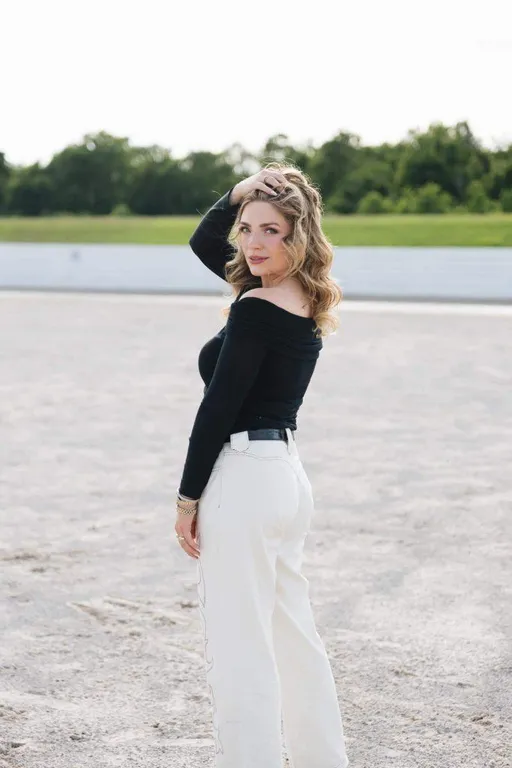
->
[[219, 162, 342, 339]]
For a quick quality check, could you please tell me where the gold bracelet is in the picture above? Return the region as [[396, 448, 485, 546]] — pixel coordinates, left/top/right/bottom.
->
[[176, 497, 199, 516], [177, 506, 197, 516]]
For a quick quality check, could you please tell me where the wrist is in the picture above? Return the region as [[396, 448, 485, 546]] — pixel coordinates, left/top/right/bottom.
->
[[177, 488, 198, 502], [228, 184, 243, 206], [176, 495, 199, 516]]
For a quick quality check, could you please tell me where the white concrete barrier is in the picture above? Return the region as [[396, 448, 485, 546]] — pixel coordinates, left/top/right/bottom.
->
[[0, 243, 511, 302]]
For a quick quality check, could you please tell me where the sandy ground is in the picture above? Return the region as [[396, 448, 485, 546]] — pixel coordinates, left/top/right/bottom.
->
[[0, 292, 511, 768]]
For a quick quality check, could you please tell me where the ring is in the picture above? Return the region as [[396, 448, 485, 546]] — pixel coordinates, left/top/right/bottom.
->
[[176, 534, 185, 541]]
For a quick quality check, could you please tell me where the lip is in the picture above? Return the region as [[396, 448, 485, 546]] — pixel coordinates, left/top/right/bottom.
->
[[249, 257, 268, 263]]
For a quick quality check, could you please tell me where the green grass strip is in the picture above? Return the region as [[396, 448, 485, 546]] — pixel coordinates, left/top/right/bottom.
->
[[0, 214, 511, 247]]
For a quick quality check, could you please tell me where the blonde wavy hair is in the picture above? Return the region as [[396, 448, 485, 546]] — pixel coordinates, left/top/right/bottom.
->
[[220, 162, 343, 339]]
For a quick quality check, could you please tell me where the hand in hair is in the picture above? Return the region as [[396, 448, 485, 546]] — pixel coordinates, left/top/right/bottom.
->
[[229, 169, 287, 206]]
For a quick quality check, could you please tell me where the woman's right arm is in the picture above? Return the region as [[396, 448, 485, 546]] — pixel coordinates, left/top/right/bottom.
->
[[188, 188, 241, 281]]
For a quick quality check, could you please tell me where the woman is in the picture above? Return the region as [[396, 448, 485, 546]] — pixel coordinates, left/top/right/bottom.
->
[[175, 164, 349, 768]]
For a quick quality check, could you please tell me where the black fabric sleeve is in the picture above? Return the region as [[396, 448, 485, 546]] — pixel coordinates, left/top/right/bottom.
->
[[189, 187, 240, 282], [177, 301, 268, 500]]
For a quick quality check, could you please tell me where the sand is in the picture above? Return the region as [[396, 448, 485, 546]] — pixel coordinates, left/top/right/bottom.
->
[[1, 292, 511, 768]]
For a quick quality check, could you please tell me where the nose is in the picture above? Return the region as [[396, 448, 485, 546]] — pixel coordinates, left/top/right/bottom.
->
[[248, 232, 263, 249]]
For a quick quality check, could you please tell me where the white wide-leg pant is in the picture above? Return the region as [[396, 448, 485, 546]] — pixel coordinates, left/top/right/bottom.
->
[[196, 428, 348, 768]]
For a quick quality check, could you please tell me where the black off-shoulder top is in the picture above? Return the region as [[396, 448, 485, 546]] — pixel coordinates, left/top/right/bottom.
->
[[178, 189, 323, 500]]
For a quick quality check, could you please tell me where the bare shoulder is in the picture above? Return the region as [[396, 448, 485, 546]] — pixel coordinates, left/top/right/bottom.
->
[[239, 287, 273, 302], [239, 287, 312, 319]]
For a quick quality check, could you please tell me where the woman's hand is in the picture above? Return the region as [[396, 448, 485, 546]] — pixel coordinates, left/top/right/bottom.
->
[[229, 169, 287, 206], [175, 509, 200, 559]]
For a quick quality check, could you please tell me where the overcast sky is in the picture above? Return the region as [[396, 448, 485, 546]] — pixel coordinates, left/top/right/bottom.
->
[[2, 0, 511, 166]]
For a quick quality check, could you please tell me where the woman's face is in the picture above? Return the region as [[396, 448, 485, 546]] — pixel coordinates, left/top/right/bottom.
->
[[238, 201, 292, 281]]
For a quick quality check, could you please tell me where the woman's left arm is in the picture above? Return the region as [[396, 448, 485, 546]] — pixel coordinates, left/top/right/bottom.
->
[[177, 304, 268, 501]]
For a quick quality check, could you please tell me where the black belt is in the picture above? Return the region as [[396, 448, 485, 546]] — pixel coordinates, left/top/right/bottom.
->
[[228, 428, 295, 443]]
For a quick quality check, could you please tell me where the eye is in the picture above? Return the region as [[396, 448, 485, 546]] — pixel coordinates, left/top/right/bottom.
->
[[238, 225, 278, 235]]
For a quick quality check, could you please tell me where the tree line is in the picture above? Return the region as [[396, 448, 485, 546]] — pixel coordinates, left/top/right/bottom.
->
[[1, 122, 511, 217]]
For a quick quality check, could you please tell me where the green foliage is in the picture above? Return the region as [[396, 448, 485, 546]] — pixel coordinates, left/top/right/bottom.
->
[[466, 180, 492, 213], [309, 132, 360, 207], [500, 189, 512, 213], [415, 183, 453, 213], [6, 163, 54, 216], [259, 133, 314, 172], [328, 159, 394, 213], [46, 132, 131, 214], [486, 156, 512, 200], [395, 188, 419, 214], [394, 183, 453, 214], [1, 123, 510, 218], [111, 203, 131, 216], [177, 151, 238, 214], [395, 122, 489, 203], [0, 152, 11, 213], [127, 152, 187, 215], [357, 191, 393, 214]]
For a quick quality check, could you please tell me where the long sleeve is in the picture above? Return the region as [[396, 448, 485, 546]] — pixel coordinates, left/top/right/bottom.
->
[[189, 187, 240, 281], [178, 301, 268, 500]]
